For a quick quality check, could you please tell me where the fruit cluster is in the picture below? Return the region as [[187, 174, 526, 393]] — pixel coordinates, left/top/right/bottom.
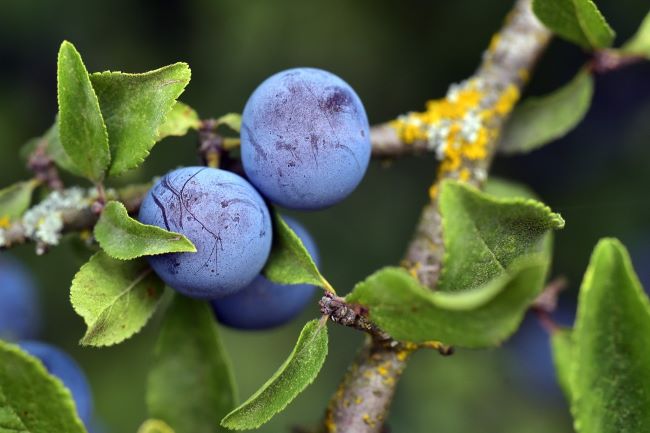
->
[[139, 68, 371, 330]]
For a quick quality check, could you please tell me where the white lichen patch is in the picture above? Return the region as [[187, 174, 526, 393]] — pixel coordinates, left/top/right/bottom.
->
[[21, 187, 91, 246]]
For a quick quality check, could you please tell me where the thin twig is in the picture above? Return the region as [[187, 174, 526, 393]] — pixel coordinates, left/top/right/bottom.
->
[[0, 182, 151, 250], [27, 136, 63, 191], [532, 275, 569, 314], [590, 49, 646, 74]]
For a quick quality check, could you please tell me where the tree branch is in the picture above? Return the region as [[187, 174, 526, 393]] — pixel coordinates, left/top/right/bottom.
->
[[0, 183, 150, 252], [401, 0, 551, 289], [323, 1, 551, 432], [322, 337, 413, 433]]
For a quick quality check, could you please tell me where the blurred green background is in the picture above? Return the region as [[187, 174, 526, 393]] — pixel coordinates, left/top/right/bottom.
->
[[1, 0, 649, 432]]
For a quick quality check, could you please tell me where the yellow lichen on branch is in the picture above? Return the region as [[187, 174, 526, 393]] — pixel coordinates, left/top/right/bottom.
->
[[391, 75, 520, 200]]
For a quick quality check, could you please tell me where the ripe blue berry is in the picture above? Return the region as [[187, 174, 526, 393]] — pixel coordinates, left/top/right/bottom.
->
[[19, 341, 93, 425], [138, 166, 272, 299], [211, 216, 319, 330], [0, 255, 41, 340], [241, 67, 371, 210]]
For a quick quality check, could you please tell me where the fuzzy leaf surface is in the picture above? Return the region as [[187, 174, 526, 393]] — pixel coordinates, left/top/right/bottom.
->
[[263, 213, 331, 292], [437, 180, 564, 293], [571, 238, 650, 433], [90, 63, 191, 176], [57, 41, 110, 182], [221, 319, 328, 430], [94, 200, 196, 260], [346, 258, 547, 347], [0, 340, 87, 433], [70, 251, 164, 346]]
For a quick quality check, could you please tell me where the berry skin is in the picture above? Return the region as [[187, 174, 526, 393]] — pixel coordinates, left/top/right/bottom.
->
[[241, 67, 371, 210], [211, 216, 319, 330], [19, 341, 93, 425], [138, 166, 272, 299], [0, 255, 41, 340]]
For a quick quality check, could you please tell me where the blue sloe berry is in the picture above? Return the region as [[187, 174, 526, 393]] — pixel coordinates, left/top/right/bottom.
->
[[138, 166, 272, 299], [211, 216, 319, 329], [241, 67, 371, 210], [0, 255, 40, 340]]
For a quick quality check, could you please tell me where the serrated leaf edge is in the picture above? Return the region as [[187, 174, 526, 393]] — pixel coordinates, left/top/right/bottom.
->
[[1, 341, 87, 430], [437, 180, 563, 290], [220, 319, 328, 430], [90, 62, 192, 177], [572, 0, 615, 48], [56, 40, 111, 182], [568, 237, 650, 431], [70, 252, 164, 347], [94, 200, 196, 260]]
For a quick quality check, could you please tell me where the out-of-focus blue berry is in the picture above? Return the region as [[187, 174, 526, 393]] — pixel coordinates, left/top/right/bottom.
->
[[0, 255, 41, 340], [507, 305, 575, 397]]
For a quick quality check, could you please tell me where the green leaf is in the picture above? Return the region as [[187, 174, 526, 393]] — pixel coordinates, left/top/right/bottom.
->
[[533, 0, 615, 49], [264, 213, 334, 293], [47, 122, 85, 176], [0, 340, 87, 433], [437, 180, 564, 292], [70, 251, 165, 346], [345, 180, 564, 347], [621, 11, 650, 58], [94, 200, 196, 260], [90, 63, 191, 176], [0, 180, 39, 223], [147, 295, 236, 433], [346, 258, 547, 347], [138, 419, 176, 433], [221, 319, 328, 430], [216, 113, 242, 133], [570, 238, 650, 433], [499, 69, 594, 154], [57, 41, 110, 182], [486, 178, 556, 271], [550, 328, 574, 401], [156, 101, 201, 141]]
